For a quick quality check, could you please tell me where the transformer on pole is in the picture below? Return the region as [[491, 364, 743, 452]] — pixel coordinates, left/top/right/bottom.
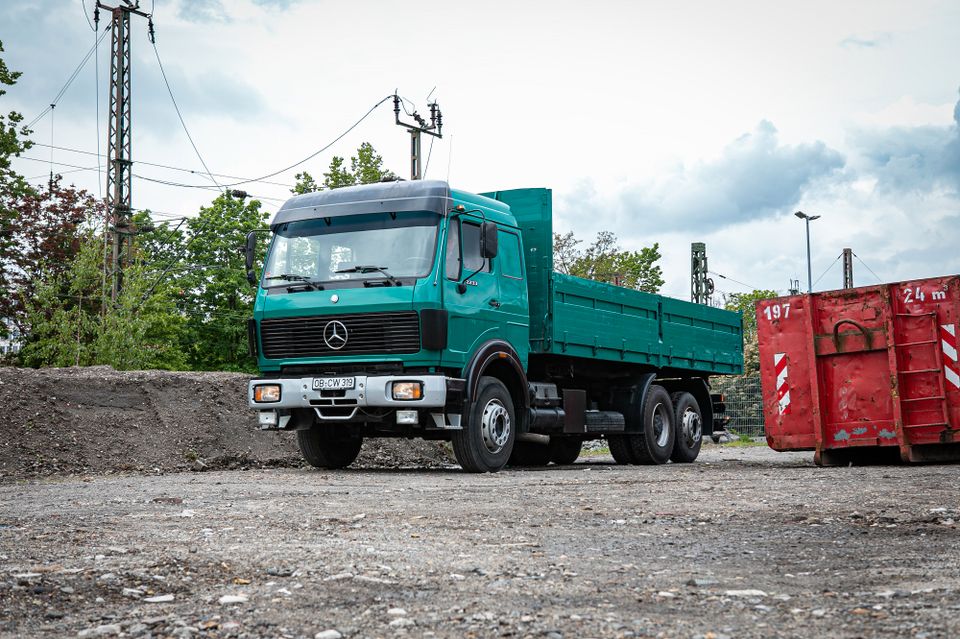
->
[[96, 0, 151, 301], [393, 94, 442, 180]]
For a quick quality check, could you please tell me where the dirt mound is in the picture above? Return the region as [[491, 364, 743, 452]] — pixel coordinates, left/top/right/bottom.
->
[[1, 367, 453, 480]]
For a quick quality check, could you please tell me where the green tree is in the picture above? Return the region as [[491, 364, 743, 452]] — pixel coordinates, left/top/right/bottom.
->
[[323, 156, 356, 190], [554, 230, 664, 294], [1, 177, 95, 339], [291, 171, 319, 195], [131, 209, 186, 267], [351, 142, 397, 184], [0, 39, 36, 337], [318, 142, 397, 190], [724, 289, 779, 375], [20, 228, 187, 370], [179, 193, 268, 371]]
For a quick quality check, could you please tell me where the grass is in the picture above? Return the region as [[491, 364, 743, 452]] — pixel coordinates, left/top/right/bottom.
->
[[724, 432, 767, 447]]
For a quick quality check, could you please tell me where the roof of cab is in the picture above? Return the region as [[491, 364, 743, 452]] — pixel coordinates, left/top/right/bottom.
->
[[269, 180, 516, 228]]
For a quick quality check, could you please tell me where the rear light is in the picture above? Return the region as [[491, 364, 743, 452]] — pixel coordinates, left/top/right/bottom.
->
[[254, 384, 281, 402]]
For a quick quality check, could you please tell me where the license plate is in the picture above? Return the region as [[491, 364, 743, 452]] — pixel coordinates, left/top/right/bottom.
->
[[313, 376, 356, 391]]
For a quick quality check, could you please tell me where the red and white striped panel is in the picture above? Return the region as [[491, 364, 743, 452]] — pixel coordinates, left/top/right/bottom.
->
[[942, 323, 959, 390], [774, 352, 790, 415]]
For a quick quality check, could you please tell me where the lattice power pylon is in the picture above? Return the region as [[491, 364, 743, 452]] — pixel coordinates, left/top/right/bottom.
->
[[97, 1, 150, 301]]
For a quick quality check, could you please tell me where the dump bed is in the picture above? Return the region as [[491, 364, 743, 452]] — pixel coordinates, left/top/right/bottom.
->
[[757, 275, 960, 464], [482, 187, 743, 376]]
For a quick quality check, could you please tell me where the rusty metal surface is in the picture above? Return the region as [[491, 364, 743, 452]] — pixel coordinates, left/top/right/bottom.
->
[[756, 275, 960, 464]]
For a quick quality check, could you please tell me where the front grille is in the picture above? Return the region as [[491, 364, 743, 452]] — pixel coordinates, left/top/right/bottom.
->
[[260, 311, 420, 359]]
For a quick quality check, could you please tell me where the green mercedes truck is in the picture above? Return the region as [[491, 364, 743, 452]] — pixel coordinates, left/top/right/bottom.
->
[[245, 180, 743, 472]]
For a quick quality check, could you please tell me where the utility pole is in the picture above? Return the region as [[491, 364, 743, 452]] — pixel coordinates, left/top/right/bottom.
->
[[788, 279, 801, 296], [393, 93, 442, 180], [690, 242, 714, 305], [842, 248, 854, 289], [96, 0, 152, 301]]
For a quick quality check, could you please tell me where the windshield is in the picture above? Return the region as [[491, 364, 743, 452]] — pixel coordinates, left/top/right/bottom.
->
[[263, 211, 440, 287]]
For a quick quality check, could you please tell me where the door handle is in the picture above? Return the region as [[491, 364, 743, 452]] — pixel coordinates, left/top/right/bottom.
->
[[488, 299, 501, 309]]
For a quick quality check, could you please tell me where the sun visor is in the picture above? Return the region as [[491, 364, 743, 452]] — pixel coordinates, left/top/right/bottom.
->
[[270, 180, 451, 229]]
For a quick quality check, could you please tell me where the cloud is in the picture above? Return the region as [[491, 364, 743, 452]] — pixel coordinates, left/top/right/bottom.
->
[[177, 0, 231, 23], [574, 120, 845, 233], [840, 33, 893, 49], [851, 88, 960, 194], [252, 0, 300, 8]]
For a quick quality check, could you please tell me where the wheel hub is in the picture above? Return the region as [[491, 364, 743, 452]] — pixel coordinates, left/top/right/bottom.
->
[[652, 402, 670, 448], [680, 407, 702, 447], [480, 399, 511, 454]]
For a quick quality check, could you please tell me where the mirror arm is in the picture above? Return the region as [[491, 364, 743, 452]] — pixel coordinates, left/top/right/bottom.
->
[[457, 264, 486, 294]]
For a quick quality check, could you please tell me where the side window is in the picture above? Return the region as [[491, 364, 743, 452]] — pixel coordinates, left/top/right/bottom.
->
[[445, 221, 461, 280], [499, 231, 523, 279], [461, 222, 490, 274]]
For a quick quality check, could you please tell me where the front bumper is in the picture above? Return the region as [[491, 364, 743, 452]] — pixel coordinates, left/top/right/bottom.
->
[[248, 374, 462, 429]]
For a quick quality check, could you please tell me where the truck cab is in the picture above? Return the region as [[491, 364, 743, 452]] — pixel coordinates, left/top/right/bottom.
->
[[248, 180, 530, 471]]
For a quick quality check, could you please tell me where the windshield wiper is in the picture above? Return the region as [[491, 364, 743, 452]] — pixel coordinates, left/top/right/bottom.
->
[[262, 274, 324, 290], [335, 265, 401, 286]]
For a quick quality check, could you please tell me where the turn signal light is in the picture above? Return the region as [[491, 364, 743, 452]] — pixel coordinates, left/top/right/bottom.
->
[[254, 384, 281, 402], [392, 381, 423, 401]]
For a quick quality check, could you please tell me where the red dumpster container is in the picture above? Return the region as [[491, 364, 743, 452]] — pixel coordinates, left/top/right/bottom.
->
[[756, 275, 960, 465]]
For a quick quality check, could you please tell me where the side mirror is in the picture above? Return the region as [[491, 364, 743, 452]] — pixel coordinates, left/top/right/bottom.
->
[[481, 221, 498, 259], [245, 231, 258, 286]]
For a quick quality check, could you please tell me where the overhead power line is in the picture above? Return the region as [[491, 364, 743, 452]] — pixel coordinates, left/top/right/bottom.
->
[[27, 28, 110, 129], [812, 253, 842, 288], [852, 252, 884, 284], [708, 270, 760, 291], [209, 94, 396, 188], [150, 38, 222, 193], [30, 142, 295, 188]]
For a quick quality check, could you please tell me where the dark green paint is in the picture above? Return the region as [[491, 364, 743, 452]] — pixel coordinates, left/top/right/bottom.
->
[[254, 184, 742, 377]]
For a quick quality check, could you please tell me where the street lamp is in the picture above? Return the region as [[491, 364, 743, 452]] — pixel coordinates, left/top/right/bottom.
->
[[795, 211, 821, 293]]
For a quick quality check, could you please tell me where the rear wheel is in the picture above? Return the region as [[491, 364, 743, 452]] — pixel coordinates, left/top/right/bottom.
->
[[297, 427, 363, 469], [452, 376, 515, 473], [509, 441, 552, 467], [670, 392, 702, 463], [549, 438, 582, 465], [627, 385, 675, 465]]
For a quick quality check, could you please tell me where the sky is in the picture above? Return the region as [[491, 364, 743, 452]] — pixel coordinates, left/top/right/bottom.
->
[[3, 0, 959, 300]]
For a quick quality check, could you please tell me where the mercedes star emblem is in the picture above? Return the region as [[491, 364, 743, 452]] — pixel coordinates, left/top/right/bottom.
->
[[323, 320, 349, 350]]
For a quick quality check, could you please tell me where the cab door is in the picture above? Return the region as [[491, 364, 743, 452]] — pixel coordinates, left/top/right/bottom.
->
[[496, 229, 529, 363], [442, 216, 502, 368]]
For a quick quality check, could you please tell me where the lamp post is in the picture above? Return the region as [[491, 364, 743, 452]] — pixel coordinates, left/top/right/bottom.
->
[[794, 211, 820, 293]]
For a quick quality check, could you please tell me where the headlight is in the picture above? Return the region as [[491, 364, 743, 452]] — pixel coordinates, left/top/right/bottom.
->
[[391, 381, 423, 400], [253, 384, 281, 402]]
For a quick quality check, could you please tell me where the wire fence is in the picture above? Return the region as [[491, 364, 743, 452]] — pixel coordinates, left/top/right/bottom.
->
[[712, 373, 766, 438]]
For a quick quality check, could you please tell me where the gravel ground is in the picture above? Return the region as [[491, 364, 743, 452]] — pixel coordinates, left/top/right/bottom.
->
[[2, 445, 959, 638]]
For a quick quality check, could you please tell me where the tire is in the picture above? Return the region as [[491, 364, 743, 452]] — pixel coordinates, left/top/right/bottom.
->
[[452, 376, 515, 473], [509, 441, 552, 467], [670, 392, 702, 463], [297, 427, 363, 469], [627, 384, 675, 465], [608, 435, 636, 464], [549, 438, 582, 465]]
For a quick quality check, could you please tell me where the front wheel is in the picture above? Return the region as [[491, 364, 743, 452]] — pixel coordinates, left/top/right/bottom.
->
[[297, 427, 363, 469], [452, 376, 515, 473]]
